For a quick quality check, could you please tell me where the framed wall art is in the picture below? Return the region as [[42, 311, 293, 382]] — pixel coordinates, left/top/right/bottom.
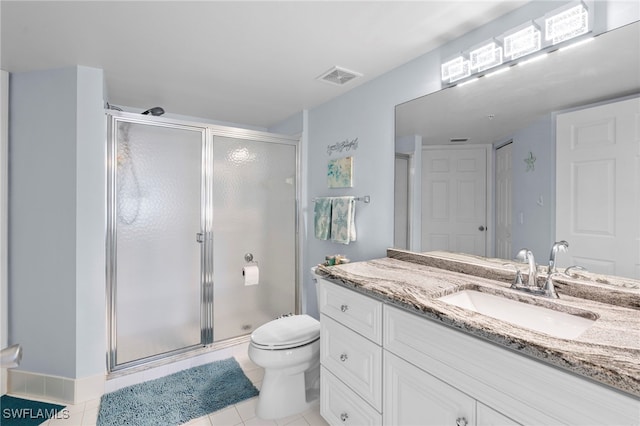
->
[[327, 156, 353, 188]]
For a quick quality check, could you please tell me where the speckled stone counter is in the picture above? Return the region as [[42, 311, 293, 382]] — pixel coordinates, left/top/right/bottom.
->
[[316, 250, 640, 399]]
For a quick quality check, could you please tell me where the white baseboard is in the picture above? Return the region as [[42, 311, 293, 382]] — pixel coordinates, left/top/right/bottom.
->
[[7, 370, 105, 405]]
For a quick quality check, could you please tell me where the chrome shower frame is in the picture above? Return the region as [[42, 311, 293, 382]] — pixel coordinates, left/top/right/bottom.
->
[[105, 111, 301, 373]]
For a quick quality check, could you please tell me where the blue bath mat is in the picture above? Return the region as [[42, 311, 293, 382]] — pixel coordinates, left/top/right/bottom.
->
[[97, 357, 258, 426], [0, 395, 66, 425]]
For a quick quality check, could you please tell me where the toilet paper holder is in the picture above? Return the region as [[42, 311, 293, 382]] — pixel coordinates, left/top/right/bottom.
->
[[242, 254, 260, 286]]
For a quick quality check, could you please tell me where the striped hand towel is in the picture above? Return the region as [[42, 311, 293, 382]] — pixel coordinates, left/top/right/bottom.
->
[[314, 197, 332, 240]]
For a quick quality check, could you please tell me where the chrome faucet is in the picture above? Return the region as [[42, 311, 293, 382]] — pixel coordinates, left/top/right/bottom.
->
[[511, 243, 574, 298], [513, 248, 560, 297], [548, 240, 569, 274], [515, 248, 538, 288]]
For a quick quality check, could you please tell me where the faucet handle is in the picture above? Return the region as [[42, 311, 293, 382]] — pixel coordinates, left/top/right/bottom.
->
[[544, 272, 563, 299], [503, 263, 524, 288], [564, 265, 586, 277], [514, 269, 523, 286]]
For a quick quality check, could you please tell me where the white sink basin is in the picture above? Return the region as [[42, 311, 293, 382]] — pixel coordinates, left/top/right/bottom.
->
[[438, 290, 595, 339]]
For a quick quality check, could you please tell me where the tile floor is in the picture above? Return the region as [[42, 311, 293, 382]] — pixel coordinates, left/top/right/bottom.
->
[[33, 343, 329, 426]]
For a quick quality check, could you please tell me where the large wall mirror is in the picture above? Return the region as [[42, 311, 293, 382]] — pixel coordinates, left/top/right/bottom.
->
[[394, 21, 640, 279]]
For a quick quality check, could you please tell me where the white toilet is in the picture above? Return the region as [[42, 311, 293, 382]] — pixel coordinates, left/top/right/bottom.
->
[[248, 273, 321, 420]]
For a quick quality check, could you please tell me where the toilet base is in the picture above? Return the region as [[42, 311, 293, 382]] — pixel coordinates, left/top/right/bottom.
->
[[255, 358, 320, 420]]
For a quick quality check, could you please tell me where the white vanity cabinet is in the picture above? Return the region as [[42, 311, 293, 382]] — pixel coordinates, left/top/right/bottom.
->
[[318, 277, 640, 426], [317, 277, 383, 425], [384, 304, 639, 426]]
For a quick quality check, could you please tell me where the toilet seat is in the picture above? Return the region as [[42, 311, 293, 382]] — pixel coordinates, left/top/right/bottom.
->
[[250, 314, 320, 349]]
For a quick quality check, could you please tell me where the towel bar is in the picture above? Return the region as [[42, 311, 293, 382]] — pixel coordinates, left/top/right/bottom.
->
[[312, 195, 370, 203]]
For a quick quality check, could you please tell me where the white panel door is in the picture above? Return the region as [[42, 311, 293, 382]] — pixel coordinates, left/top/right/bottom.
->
[[421, 146, 487, 255], [556, 97, 640, 279], [495, 143, 513, 260]]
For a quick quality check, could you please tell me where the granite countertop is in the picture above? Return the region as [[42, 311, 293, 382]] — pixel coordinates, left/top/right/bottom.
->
[[316, 250, 640, 399]]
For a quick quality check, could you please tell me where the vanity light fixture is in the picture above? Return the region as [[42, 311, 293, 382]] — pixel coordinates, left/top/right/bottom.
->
[[503, 21, 541, 61], [545, 1, 589, 45], [443, 1, 593, 88], [441, 55, 471, 83], [469, 39, 503, 72]]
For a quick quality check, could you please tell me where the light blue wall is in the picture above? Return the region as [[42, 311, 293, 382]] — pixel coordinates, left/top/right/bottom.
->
[[301, 1, 560, 317], [9, 66, 105, 379], [75, 67, 106, 378], [300, 1, 639, 317], [511, 115, 554, 259], [10, 67, 79, 377], [305, 69, 436, 317]]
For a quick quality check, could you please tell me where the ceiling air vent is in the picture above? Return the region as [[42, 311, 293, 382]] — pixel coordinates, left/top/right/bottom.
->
[[317, 66, 362, 86], [450, 138, 469, 143]]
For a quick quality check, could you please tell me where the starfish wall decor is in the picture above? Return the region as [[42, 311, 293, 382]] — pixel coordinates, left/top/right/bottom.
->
[[524, 151, 536, 172]]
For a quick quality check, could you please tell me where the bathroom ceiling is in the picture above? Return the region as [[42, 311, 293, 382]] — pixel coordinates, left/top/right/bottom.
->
[[0, 1, 528, 129]]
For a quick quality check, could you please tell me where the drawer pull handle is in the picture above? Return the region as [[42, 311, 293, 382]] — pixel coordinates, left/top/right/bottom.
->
[[456, 417, 468, 426], [340, 304, 349, 312], [340, 353, 348, 362], [340, 412, 349, 422]]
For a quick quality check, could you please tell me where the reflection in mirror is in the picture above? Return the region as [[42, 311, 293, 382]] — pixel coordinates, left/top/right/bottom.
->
[[395, 21, 640, 279]]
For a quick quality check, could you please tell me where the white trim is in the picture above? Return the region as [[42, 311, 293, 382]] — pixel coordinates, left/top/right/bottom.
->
[[485, 144, 495, 257], [7, 370, 105, 405]]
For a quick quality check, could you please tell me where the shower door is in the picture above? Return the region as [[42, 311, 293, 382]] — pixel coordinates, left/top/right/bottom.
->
[[212, 135, 297, 341], [107, 116, 209, 370], [107, 113, 299, 370]]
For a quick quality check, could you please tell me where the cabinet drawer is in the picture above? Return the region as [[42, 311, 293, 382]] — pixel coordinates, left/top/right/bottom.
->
[[317, 277, 382, 344], [321, 366, 382, 426], [383, 351, 475, 426], [321, 314, 382, 411]]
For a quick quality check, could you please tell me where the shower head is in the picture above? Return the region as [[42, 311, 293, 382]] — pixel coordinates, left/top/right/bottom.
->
[[141, 107, 165, 116], [105, 102, 123, 111]]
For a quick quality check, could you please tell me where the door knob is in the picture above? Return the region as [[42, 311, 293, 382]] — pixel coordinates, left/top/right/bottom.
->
[[478, 225, 486, 231], [456, 417, 468, 426]]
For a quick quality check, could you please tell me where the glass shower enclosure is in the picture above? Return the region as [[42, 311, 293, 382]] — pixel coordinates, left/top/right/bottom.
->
[[106, 113, 298, 371]]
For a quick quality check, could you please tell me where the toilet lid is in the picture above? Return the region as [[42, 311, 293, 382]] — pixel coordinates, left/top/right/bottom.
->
[[251, 315, 320, 349]]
